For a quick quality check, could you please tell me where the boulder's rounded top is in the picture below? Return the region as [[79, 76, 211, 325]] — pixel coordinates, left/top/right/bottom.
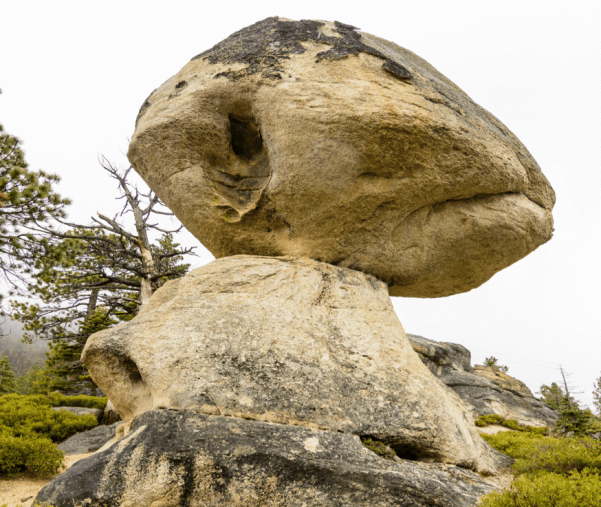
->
[[128, 18, 555, 298], [187, 17, 412, 83]]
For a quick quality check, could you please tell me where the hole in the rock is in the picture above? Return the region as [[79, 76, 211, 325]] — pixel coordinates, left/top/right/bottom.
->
[[120, 356, 143, 384], [228, 114, 263, 161], [175, 80, 187, 89], [390, 444, 422, 462], [361, 435, 431, 462]]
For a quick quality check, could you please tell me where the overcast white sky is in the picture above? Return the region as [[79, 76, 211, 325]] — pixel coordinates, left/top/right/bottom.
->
[[1, 1, 599, 408]]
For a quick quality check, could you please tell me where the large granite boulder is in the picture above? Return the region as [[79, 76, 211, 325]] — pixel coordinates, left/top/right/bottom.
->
[[37, 410, 508, 507], [82, 256, 505, 475], [127, 17, 555, 298], [407, 334, 558, 427]]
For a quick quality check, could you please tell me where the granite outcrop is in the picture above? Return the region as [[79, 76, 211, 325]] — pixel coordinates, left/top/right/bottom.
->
[[407, 334, 559, 427], [37, 17, 557, 507]]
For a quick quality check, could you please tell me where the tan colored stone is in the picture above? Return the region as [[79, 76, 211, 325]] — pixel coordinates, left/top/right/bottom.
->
[[477, 425, 516, 435], [474, 365, 535, 399], [83, 256, 506, 474], [128, 17, 555, 298]]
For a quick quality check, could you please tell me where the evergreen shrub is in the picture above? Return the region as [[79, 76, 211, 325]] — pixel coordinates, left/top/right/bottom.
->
[[0, 393, 99, 441], [482, 431, 546, 460], [0, 433, 64, 476], [0, 393, 102, 476], [480, 469, 601, 507], [480, 431, 601, 506]]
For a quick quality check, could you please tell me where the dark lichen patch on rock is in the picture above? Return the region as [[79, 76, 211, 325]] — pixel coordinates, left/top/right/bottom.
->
[[36, 410, 498, 507], [134, 87, 157, 127], [191, 17, 411, 82]]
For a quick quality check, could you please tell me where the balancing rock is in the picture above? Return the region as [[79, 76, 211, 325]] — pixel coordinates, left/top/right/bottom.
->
[[128, 17, 555, 297]]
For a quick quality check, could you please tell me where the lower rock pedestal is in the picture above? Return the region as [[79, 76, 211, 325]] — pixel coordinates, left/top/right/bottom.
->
[[37, 410, 501, 507], [38, 256, 511, 505]]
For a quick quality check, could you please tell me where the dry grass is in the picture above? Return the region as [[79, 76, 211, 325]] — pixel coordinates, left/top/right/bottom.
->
[[0, 453, 92, 507]]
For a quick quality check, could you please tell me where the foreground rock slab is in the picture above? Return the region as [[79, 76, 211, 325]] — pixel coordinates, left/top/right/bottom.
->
[[128, 17, 555, 298], [83, 256, 505, 473], [36, 410, 503, 507], [57, 423, 120, 455]]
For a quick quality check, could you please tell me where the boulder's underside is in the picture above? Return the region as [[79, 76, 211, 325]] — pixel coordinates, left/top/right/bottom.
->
[[36, 410, 500, 507]]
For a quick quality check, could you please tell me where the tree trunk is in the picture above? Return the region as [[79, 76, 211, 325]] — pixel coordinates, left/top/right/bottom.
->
[[84, 288, 99, 323], [132, 204, 157, 308]]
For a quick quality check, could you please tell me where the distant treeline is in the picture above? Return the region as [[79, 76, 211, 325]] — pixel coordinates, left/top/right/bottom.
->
[[0, 319, 47, 376]]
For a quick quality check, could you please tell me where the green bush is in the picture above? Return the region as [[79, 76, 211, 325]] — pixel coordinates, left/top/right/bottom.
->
[[0, 393, 99, 442], [0, 393, 102, 477], [480, 431, 601, 506], [0, 433, 64, 476], [480, 469, 601, 507], [482, 431, 547, 460], [45, 391, 107, 410], [512, 436, 601, 477]]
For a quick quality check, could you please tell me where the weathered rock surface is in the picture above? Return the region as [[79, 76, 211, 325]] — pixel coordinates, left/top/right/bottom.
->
[[448, 369, 559, 428], [407, 334, 558, 427], [83, 256, 505, 474], [57, 423, 119, 455], [128, 17, 555, 298], [408, 334, 472, 377], [37, 410, 507, 507], [473, 365, 534, 399], [51, 406, 104, 422]]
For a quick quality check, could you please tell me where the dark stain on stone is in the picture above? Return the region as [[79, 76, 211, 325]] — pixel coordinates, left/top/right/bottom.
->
[[191, 17, 411, 82], [134, 87, 157, 127]]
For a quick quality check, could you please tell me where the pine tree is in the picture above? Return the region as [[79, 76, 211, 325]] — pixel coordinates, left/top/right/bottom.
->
[[0, 90, 70, 298], [14, 363, 49, 395], [8, 161, 193, 394], [538, 382, 565, 410], [482, 356, 509, 373], [0, 355, 16, 394], [556, 401, 594, 436], [540, 367, 595, 436], [593, 374, 601, 417]]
